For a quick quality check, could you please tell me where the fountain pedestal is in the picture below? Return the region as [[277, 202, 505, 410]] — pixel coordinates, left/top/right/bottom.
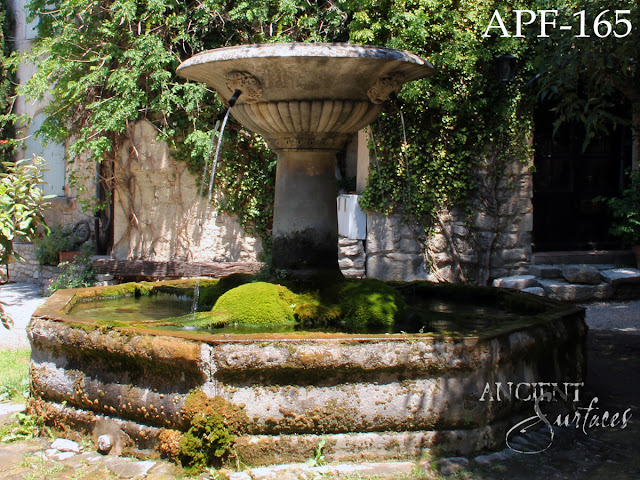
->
[[272, 150, 339, 273], [177, 43, 435, 275]]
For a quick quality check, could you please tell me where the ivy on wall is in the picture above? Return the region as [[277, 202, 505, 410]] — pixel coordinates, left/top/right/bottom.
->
[[0, 0, 16, 169], [7, 0, 636, 251]]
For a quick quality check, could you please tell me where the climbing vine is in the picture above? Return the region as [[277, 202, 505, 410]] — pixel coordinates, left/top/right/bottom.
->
[[8, 0, 636, 254], [0, 0, 16, 169]]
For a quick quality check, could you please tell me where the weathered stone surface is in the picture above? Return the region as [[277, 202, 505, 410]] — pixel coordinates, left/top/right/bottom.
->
[[600, 268, 640, 287], [436, 457, 470, 476], [522, 287, 545, 296], [528, 265, 562, 279], [227, 472, 252, 480], [473, 451, 510, 466], [562, 264, 601, 285], [366, 214, 399, 254], [538, 279, 614, 302], [493, 275, 538, 290], [108, 459, 156, 478], [366, 253, 427, 281]]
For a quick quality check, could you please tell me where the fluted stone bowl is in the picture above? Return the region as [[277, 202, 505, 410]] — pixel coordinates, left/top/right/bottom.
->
[[177, 43, 434, 151]]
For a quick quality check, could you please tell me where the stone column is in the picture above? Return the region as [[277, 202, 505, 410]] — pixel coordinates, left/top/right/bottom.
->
[[271, 150, 340, 275]]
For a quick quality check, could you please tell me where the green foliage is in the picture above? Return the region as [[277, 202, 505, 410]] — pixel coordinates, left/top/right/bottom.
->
[[531, 0, 638, 147], [305, 436, 327, 467], [0, 412, 45, 442], [178, 389, 248, 471], [33, 224, 75, 265], [0, 0, 16, 168], [602, 170, 640, 247], [211, 281, 296, 326], [354, 0, 536, 225], [0, 349, 30, 403], [13, 0, 635, 250], [0, 158, 51, 266], [12, 0, 353, 243], [46, 243, 97, 295]]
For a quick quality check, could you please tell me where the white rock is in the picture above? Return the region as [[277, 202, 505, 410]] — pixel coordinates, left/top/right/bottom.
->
[[51, 438, 81, 453]]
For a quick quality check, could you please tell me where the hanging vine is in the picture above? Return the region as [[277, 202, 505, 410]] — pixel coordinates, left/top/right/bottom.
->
[[7, 0, 635, 259]]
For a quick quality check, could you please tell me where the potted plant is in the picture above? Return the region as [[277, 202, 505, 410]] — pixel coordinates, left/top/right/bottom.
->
[[602, 169, 640, 268], [34, 220, 92, 265]]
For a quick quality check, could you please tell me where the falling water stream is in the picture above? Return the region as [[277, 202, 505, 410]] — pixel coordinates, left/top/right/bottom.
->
[[190, 107, 234, 313], [398, 107, 411, 204]]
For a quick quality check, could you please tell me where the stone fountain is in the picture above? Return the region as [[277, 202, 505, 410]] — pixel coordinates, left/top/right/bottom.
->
[[176, 43, 435, 275], [28, 43, 587, 467]]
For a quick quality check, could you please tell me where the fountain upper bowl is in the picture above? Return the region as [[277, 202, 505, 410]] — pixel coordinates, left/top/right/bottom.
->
[[176, 42, 435, 104]]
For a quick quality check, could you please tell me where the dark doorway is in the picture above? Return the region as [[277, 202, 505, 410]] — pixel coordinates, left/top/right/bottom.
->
[[532, 107, 632, 252]]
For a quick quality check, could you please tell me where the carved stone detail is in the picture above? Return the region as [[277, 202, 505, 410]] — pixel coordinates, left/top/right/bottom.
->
[[367, 72, 405, 104], [226, 71, 263, 104], [231, 100, 381, 152]]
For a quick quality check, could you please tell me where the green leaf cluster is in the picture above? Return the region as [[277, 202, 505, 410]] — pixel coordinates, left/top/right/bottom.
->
[[353, 0, 536, 225], [531, 0, 638, 146], [601, 169, 640, 247], [0, 0, 16, 168], [0, 157, 51, 265]]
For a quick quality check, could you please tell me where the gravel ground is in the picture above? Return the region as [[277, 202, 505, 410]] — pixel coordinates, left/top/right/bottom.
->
[[583, 300, 640, 333]]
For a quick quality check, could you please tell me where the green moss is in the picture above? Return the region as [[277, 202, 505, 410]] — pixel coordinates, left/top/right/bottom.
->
[[178, 390, 248, 472], [159, 311, 230, 329], [331, 279, 406, 328], [211, 282, 296, 326], [197, 273, 253, 307]]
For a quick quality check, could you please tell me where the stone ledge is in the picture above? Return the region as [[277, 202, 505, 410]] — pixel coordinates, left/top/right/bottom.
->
[[537, 280, 614, 302], [600, 268, 640, 287]]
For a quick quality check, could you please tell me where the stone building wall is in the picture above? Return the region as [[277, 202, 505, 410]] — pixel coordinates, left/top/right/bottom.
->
[[111, 120, 262, 262], [6, 243, 60, 285]]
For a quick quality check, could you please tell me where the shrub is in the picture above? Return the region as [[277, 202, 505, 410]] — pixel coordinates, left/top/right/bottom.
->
[[47, 243, 96, 295], [34, 224, 75, 265], [603, 169, 640, 247]]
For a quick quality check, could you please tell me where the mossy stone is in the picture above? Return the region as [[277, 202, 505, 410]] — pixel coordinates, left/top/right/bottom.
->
[[198, 273, 253, 307], [333, 279, 406, 328], [211, 282, 296, 326]]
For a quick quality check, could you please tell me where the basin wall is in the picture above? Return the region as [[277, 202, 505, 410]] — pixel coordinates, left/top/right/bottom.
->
[[28, 286, 587, 463]]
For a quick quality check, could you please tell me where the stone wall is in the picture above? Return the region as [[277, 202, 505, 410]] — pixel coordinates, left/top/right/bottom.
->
[[6, 243, 59, 285], [112, 120, 262, 262], [358, 155, 534, 285]]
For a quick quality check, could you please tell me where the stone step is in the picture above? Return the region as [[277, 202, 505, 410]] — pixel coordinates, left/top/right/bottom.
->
[[493, 266, 640, 302], [532, 250, 635, 266]]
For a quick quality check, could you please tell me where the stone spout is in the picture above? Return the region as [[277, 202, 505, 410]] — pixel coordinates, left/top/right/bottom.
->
[[177, 43, 434, 276]]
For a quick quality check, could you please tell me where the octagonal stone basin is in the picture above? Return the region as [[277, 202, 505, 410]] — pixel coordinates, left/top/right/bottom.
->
[[28, 280, 586, 464]]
